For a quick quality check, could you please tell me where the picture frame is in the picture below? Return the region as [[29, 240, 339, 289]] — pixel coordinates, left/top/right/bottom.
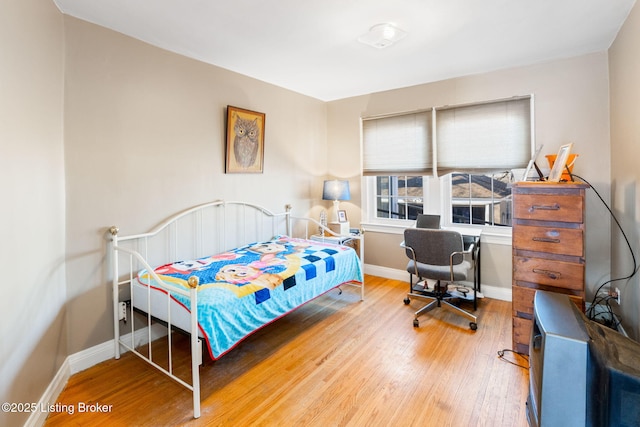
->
[[547, 143, 573, 182], [337, 210, 348, 223], [521, 144, 544, 181], [225, 106, 265, 173]]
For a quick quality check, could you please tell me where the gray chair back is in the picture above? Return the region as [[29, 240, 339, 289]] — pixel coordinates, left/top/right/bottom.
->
[[416, 214, 440, 229], [403, 228, 464, 266]]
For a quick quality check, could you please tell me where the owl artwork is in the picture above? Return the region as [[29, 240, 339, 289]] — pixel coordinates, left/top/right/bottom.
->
[[233, 114, 260, 168]]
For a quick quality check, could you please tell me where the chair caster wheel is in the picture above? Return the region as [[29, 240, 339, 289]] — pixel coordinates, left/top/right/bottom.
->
[[470, 322, 477, 330], [413, 319, 419, 327], [403, 298, 410, 305]]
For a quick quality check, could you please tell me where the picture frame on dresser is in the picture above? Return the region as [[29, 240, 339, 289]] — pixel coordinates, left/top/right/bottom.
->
[[547, 143, 573, 182], [521, 144, 544, 182]]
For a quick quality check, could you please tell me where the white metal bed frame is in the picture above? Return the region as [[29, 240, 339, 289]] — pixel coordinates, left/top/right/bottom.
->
[[108, 200, 363, 419]]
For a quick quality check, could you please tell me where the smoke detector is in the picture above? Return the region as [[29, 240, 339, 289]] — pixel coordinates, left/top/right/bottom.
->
[[358, 23, 408, 49]]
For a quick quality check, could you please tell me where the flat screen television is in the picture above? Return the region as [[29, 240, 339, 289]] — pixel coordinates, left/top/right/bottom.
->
[[527, 291, 640, 427]]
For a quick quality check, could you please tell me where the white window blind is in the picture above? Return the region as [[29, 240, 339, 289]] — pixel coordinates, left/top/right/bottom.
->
[[362, 110, 432, 176], [435, 97, 531, 176]]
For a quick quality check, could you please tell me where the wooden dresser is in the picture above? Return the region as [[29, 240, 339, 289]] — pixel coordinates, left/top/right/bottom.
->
[[511, 181, 588, 354]]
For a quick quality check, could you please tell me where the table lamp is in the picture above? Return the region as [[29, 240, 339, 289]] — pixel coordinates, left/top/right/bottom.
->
[[322, 180, 350, 234]]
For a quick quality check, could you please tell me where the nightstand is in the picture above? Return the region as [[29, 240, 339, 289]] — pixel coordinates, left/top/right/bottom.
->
[[310, 231, 362, 258]]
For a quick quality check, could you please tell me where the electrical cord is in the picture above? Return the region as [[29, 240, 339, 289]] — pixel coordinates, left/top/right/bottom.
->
[[497, 349, 529, 370], [588, 294, 622, 330], [572, 174, 638, 326]]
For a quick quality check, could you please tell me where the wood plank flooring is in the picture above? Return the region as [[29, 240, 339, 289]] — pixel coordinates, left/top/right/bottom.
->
[[45, 276, 529, 426]]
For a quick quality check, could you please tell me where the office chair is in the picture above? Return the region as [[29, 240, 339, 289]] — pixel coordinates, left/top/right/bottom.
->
[[402, 228, 478, 330], [415, 214, 440, 229]]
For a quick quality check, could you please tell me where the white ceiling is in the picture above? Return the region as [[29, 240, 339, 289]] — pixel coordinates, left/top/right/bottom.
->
[[53, 0, 636, 101]]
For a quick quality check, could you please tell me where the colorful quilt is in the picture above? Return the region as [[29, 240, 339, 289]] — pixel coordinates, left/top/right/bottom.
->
[[137, 236, 363, 359]]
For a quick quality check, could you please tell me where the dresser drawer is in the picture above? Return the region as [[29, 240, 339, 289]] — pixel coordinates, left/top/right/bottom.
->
[[513, 256, 584, 290], [513, 193, 584, 223], [513, 316, 533, 353], [513, 224, 583, 257], [513, 285, 584, 318], [512, 285, 536, 318]]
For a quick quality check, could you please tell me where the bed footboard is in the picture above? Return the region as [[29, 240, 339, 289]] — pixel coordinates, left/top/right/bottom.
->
[[110, 227, 202, 418]]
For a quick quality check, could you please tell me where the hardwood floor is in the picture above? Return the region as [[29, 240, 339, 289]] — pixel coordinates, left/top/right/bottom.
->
[[45, 276, 529, 426]]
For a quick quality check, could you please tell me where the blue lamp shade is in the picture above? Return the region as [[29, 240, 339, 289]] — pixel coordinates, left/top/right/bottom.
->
[[322, 180, 351, 201]]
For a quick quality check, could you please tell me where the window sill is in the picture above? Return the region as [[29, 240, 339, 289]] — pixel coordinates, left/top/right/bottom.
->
[[361, 222, 512, 246]]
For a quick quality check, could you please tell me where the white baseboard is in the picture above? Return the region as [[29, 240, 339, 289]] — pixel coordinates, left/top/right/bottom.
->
[[24, 357, 72, 427], [364, 263, 513, 302], [26, 324, 167, 427], [482, 285, 512, 301], [364, 264, 409, 282]]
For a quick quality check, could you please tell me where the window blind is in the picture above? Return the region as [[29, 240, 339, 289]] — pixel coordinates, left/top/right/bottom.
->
[[435, 97, 531, 176], [362, 110, 432, 176]]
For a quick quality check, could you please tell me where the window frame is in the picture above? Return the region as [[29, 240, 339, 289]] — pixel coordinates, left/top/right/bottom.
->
[[447, 172, 513, 227], [362, 175, 513, 244], [363, 175, 419, 229], [373, 175, 426, 222]]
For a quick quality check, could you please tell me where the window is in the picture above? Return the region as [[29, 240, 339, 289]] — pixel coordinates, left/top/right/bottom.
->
[[435, 97, 531, 175], [376, 176, 423, 220], [361, 95, 533, 229], [361, 110, 432, 176], [451, 173, 512, 226]]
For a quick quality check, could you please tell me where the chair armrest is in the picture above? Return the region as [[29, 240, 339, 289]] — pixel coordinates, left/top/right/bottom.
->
[[403, 243, 417, 261], [452, 245, 474, 261], [450, 247, 476, 281], [402, 242, 421, 278], [464, 242, 475, 259]]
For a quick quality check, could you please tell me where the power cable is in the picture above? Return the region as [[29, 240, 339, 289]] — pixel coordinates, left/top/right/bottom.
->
[[572, 174, 637, 326], [497, 349, 529, 370]]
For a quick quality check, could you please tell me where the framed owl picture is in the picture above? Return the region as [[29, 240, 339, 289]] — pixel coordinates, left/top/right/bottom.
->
[[225, 106, 266, 173]]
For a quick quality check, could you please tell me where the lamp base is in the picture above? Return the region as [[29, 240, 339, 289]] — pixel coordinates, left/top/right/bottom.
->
[[330, 200, 340, 223], [328, 221, 350, 235]]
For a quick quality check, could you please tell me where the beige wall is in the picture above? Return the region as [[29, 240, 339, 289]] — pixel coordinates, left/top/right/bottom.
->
[[0, 1, 66, 426], [609, 1, 640, 340], [327, 53, 612, 296], [3, 2, 637, 420], [62, 17, 329, 354]]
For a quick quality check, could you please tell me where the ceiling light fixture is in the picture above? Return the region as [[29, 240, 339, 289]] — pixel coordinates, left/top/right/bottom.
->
[[358, 23, 408, 49]]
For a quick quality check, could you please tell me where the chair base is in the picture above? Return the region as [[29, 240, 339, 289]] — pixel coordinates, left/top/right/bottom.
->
[[405, 280, 478, 330]]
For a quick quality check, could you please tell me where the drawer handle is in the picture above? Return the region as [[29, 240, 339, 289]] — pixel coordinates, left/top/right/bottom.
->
[[529, 203, 560, 212], [532, 237, 560, 243], [533, 268, 562, 280]]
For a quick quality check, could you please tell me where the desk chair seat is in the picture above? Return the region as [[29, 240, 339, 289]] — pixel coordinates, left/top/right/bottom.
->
[[402, 228, 478, 330]]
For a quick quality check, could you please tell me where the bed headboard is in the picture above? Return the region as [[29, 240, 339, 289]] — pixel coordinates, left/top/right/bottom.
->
[[109, 200, 292, 276]]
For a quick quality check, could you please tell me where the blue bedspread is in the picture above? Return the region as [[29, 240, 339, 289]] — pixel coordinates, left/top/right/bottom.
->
[[137, 236, 362, 359]]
